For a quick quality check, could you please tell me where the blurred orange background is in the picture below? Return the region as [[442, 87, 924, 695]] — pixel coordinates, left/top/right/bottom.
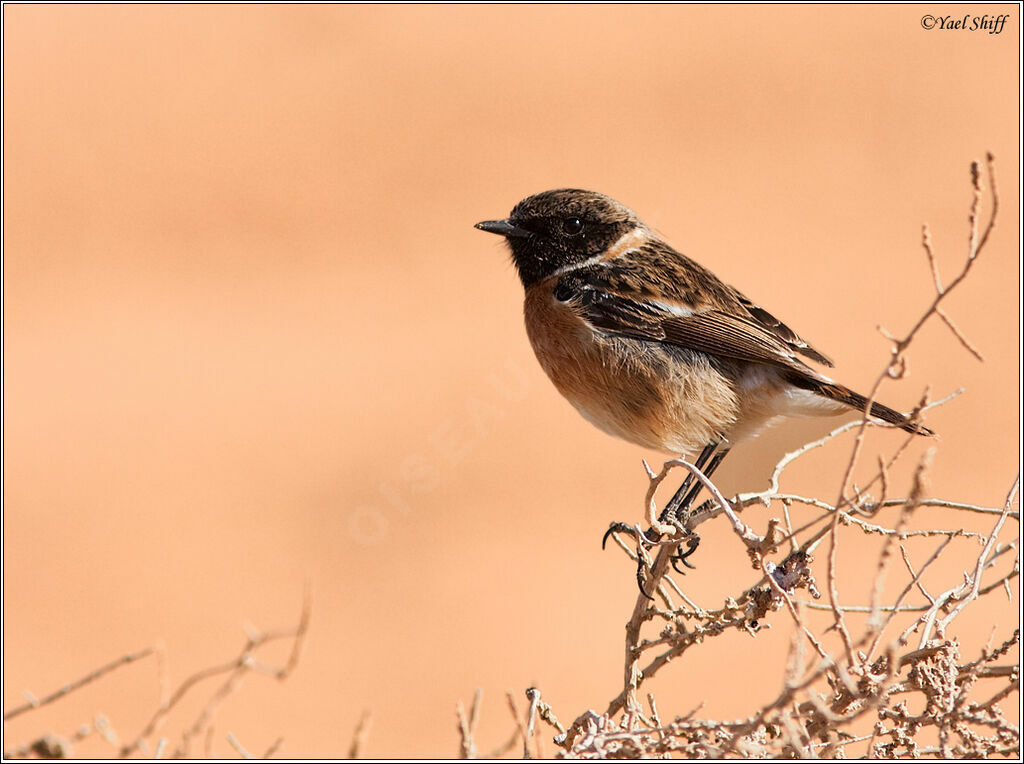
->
[[4, 5, 1019, 758]]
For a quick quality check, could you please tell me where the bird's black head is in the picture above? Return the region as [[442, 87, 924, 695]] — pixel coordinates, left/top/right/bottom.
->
[[475, 189, 644, 288]]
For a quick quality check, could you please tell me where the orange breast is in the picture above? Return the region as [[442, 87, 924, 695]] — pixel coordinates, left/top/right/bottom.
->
[[522, 279, 740, 455]]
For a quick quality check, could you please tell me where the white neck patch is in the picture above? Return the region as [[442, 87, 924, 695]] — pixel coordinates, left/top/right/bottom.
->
[[549, 227, 649, 279]]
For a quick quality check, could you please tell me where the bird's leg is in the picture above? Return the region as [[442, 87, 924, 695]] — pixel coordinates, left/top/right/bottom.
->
[[602, 443, 719, 553], [659, 443, 717, 526], [602, 443, 732, 596], [675, 447, 731, 520], [669, 446, 732, 571]]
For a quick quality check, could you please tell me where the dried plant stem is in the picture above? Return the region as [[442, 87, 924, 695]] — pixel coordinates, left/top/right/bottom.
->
[[3, 648, 155, 722]]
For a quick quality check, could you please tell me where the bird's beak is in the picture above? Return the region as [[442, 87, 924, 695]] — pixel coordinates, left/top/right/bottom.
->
[[474, 219, 532, 238]]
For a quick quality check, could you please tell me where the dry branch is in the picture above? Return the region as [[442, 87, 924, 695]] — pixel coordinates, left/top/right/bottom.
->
[[3, 592, 311, 760]]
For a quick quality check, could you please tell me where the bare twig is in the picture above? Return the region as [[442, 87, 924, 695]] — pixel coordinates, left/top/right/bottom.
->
[[347, 710, 372, 759], [122, 591, 311, 758], [3, 648, 155, 722], [225, 732, 254, 759], [935, 477, 1019, 634]]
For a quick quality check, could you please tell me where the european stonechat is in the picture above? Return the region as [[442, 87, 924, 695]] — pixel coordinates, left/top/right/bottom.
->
[[475, 189, 932, 504]]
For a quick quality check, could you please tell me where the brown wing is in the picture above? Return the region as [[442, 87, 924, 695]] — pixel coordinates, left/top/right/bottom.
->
[[730, 289, 834, 367], [556, 271, 818, 374], [597, 242, 834, 367]]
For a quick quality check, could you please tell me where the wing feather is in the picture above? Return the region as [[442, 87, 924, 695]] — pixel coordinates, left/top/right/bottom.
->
[[585, 243, 834, 367], [558, 272, 819, 374], [731, 290, 834, 367]]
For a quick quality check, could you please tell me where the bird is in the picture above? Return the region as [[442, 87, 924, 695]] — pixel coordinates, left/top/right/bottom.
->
[[475, 189, 932, 561]]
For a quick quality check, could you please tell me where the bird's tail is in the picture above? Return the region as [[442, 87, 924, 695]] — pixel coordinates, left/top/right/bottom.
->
[[787, 375, 935, 436]]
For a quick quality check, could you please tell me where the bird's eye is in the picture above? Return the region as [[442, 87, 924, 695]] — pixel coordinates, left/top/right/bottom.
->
[[561, 217, 584, 236]]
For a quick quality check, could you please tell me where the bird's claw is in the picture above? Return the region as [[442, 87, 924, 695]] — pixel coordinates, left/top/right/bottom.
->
[[670, 533, 701, 573], [602, 521, 639, 550], [604, 516, 701, 597]]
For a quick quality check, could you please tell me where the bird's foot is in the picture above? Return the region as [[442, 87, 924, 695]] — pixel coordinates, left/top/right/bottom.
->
[[655, 501, 702, 573], [669, 530, 701, 574], [601, 521, 660, 550], [602, 515, 701, 600]]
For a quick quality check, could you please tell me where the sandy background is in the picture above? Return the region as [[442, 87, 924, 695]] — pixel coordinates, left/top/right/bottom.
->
[[4, 5, 1020, 758]]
